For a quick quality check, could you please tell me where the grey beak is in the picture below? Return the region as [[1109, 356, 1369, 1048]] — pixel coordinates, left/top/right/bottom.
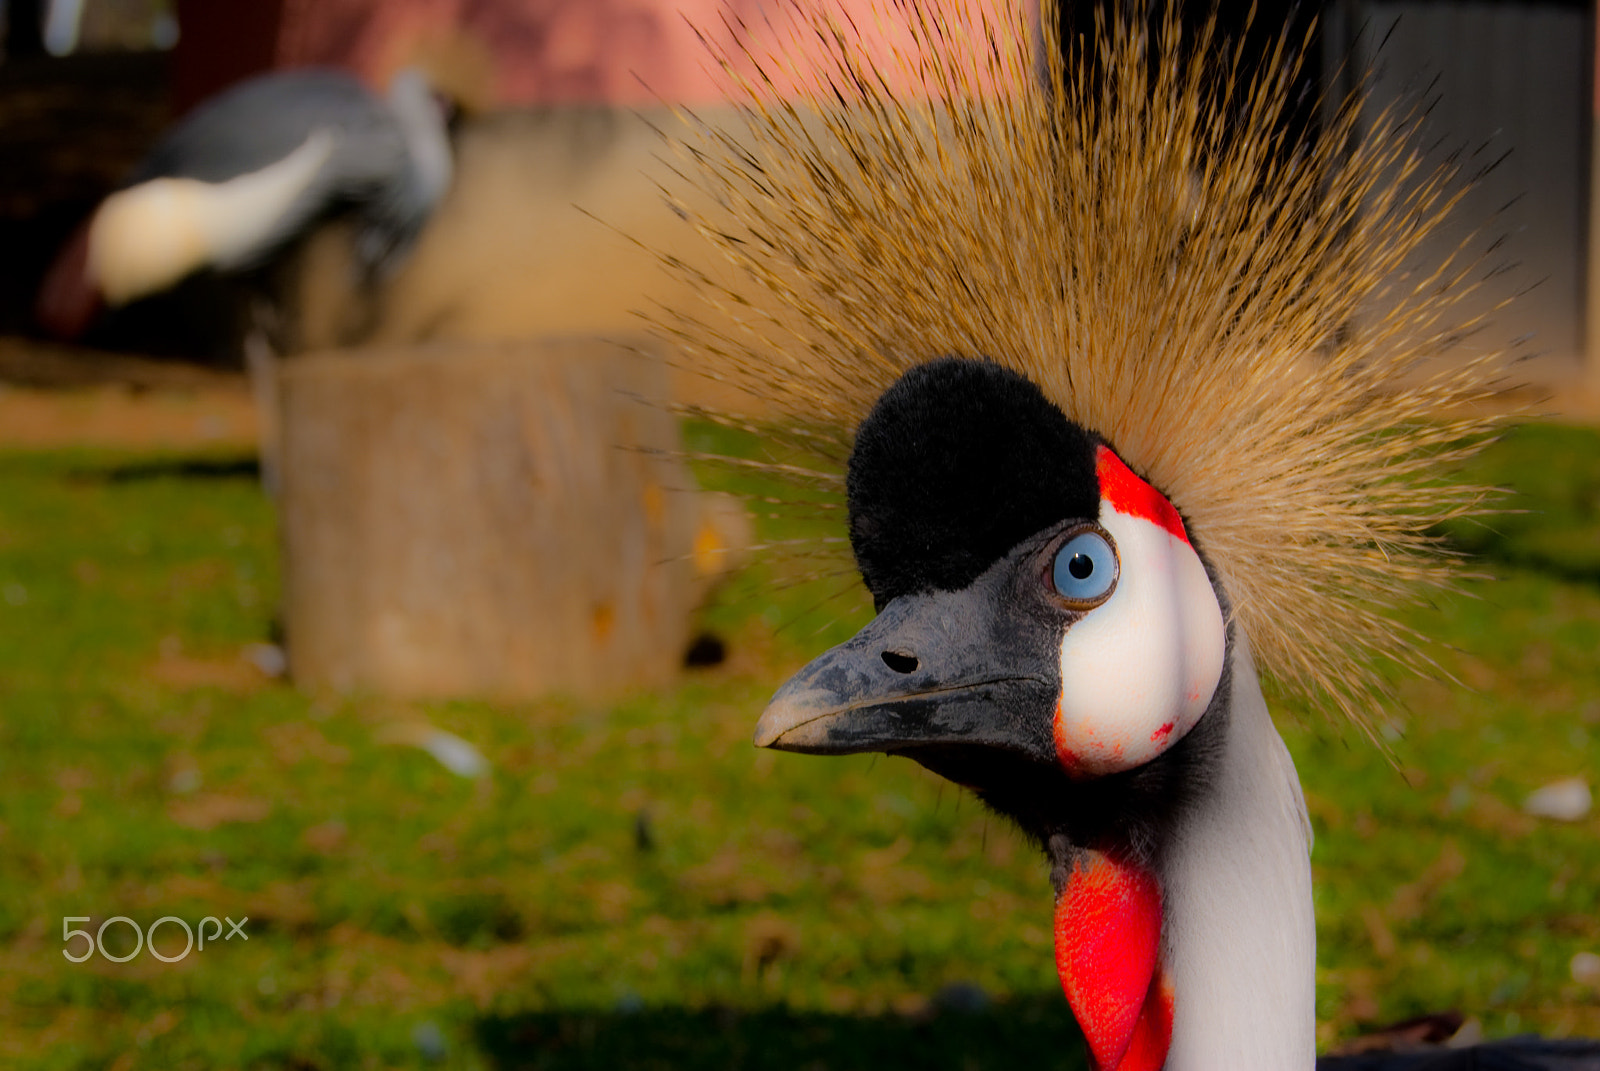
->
[[754, 585, 1059, 762]]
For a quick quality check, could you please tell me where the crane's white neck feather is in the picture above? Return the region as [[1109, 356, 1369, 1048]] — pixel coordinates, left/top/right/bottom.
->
[[88, 130, 336, 305], [387, 68, 454, 213], [1158, 636, 1316, 1070]]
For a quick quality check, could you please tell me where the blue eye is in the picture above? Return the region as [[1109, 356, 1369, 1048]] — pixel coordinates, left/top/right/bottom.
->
[[1050, 529, 1119, 606]]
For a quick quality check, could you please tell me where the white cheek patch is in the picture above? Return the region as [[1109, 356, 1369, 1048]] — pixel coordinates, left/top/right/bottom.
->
[[1053, 508, 1226, 776]]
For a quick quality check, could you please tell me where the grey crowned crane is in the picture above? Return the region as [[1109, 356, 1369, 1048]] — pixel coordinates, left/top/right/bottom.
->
[[36, 65, 454, 342], [654, 1, 1600, 1069], [757, 356, 1308, 1069]]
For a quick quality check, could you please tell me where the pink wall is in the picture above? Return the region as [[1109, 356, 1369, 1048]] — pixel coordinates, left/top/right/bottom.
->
[[180, 0, 1025, 109]]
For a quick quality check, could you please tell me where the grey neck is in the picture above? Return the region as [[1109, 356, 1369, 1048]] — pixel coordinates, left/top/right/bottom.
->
[[387, 68, 455, 218], [1158, 638, 1317, 1070]]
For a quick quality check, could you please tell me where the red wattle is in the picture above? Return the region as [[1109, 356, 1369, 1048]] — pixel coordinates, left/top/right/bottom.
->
[[1118, 973, 1175, 1071], [1054, 849, 1168, 1071], [1095, 446, 1190, 546]]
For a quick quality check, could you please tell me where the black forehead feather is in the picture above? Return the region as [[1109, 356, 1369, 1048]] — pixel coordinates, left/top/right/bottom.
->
[[846, 357, 1101, 606]]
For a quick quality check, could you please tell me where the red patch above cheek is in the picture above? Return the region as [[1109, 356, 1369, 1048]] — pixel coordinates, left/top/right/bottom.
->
[[1055, 849, 1170, 1071], [1095, 446, 1190, 545]]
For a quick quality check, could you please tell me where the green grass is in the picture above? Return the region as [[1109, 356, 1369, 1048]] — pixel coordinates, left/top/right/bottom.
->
[[1, 424, 1598, 1069]]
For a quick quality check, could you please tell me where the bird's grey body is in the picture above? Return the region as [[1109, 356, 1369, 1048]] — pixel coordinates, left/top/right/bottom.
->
[[31, 62, 457, 343], [121, 66, 451, 281], [132, 70, 396, 186], [33, 65, 457, 490]]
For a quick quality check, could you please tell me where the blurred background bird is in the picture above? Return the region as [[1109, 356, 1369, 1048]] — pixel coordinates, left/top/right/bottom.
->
[[34, 63, 456, 351]]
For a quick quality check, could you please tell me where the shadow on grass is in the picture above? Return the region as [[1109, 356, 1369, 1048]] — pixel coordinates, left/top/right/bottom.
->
[[476, 996, 1090, 1071], [1433, 423, 1600, 587], [94, 455, 261, 483], [1468, 546, 1600, 588], [474, 1005, 1600, 1070]]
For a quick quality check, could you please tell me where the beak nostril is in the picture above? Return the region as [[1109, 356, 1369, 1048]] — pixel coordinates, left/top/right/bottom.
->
[[881, 650, 919, 674]]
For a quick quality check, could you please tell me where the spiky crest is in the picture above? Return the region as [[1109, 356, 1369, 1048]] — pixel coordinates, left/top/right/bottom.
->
[[651, 0, 1511, 732]]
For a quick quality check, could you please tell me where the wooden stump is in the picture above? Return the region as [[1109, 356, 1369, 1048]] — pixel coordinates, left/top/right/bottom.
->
[[277, 337, 744, 699]]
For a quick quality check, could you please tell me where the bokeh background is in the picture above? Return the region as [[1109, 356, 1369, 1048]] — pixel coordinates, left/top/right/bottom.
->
[[0, 1, 1597, 1068]]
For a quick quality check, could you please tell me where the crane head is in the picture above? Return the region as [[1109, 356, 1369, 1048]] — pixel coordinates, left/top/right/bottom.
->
[[754, 357, 1226, 790]]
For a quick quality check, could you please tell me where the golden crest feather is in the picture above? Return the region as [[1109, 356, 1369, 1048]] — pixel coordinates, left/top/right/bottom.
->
[[652, 0, 1511, 732]]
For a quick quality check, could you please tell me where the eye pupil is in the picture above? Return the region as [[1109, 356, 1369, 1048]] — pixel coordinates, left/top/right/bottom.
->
[[1069, 554, 1093, 579]]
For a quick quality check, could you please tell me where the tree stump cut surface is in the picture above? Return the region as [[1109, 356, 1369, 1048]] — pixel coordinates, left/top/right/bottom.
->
[[278, 338, 724, 699]]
